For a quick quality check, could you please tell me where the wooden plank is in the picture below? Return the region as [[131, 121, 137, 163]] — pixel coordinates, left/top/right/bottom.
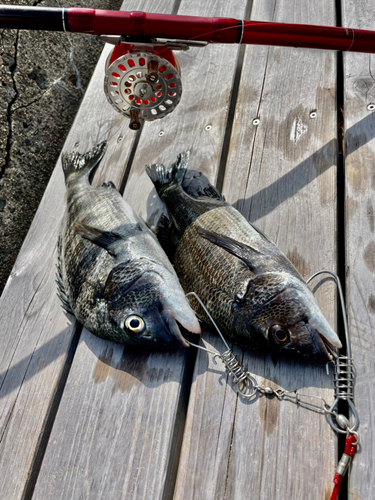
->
[[31, 0, 248, 498], [0, 0, 165, 497], [33, 336, 191, 500], [174, 0, 339, 498], [123, 0, 248, 223], [341, 1, 375, 498], [0, 46, 136, 500]]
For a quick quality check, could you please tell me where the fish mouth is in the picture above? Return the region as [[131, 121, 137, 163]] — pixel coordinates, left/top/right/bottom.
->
[[161, 309, 193, 348], [306, 330, 337, 362], [308, 316, 341, 361], [159, 299, 201, 348], [169, 318, 190, 348], [319, 334, 339, 361], [295, 301, 342, 361]]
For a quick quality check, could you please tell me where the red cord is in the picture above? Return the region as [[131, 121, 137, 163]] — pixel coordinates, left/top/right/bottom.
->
[[330, 475, 342, 500], [330, 434, 357, 500]]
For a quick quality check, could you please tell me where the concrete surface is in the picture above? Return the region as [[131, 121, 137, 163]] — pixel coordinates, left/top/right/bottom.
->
[[0, 0, 122, 296]]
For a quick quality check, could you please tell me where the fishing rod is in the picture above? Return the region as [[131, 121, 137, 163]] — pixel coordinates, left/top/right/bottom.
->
[[2, 5, 375, 129]]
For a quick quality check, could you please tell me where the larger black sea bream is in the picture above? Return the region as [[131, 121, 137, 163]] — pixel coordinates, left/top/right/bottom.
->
[[146, 152, 342, 362], [57, 142, 200, 347]]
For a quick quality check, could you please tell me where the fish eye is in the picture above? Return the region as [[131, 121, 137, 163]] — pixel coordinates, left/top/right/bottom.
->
[[125, 315, 145, 333], [268, 324, 290, 346]]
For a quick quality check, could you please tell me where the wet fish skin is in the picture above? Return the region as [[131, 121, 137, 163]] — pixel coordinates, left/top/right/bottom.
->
[[146, 152, 342, 362], [58, 142, 200, 348]]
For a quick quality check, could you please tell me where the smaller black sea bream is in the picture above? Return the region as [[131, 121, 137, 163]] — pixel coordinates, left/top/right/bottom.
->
[[146, 152, 342, 362], [57, 142, 200, 347]]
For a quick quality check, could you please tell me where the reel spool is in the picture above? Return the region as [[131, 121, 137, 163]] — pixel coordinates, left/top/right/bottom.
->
[[104, 44, 182, 130]]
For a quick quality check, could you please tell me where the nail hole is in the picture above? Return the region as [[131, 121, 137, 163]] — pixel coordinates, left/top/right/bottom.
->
[[253, 118, 260, 126], [205, 125, 212, 131], [309, 111, 317, 119], [367, 103, 375, 111], [158, 130, 164, 136]]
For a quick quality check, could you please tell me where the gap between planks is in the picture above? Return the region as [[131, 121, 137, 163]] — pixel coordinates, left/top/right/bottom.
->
[[16, 3, 251, 499], [21, 324, 82, 500], [335, 0, 351, 498], [216, 0, 254, 193]]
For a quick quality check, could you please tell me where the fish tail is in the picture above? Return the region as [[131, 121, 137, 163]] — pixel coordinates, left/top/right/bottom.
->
[[146, 151, 190, 190], [61, 141, 107, 183]]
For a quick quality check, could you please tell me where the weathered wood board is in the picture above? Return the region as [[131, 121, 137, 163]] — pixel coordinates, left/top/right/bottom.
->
[[0, 44, 137, 500], [0, 0, 168, 498], [174, 0, 339, 498], [342, 1, 375, 498], [31, 0, 249, 498]]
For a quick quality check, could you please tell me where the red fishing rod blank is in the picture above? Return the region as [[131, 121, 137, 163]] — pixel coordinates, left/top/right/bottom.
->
[[1, 6, 375, 53]]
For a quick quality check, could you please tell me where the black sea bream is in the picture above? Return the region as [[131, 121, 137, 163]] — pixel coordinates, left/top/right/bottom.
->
[[57, 142, 200, 347], [146, 152, 341, 362]]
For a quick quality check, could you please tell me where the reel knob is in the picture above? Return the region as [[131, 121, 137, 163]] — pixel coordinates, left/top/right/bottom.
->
[[104, 45, 182, 129], [129, 108, 141, 130]]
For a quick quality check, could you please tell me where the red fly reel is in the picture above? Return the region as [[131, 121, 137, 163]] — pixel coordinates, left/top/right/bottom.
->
[[104, 43, 182, 130]]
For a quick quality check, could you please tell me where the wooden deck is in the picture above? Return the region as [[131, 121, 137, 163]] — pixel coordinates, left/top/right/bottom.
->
[[0, 0, 373, 498]]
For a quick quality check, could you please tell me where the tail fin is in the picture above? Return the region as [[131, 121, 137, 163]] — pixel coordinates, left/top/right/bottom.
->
[[146, 151, 189, 192], [61, 141, 107, 183]]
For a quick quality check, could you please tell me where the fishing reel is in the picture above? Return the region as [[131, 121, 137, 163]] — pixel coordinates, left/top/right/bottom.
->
[[104, 40, 183, 130]]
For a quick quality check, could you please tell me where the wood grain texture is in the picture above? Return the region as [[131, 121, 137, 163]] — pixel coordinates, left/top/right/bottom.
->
[[174, 0, 339, 498], [0, 0, 156, 497], [124, 0, 249, 229], [342, 1, 375, 499], [33, 335, 191, 500], [32, 0, 247, 498]]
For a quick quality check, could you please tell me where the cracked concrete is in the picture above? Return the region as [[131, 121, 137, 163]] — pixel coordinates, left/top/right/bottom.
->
[[0, 0, 122, 295]]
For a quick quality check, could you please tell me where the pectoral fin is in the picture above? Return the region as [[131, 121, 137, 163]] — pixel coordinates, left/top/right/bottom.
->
[[74, 222, 123, 257], [196, 227, 261, 272]]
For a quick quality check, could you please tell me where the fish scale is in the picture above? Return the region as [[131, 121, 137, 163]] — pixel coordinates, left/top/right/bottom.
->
[[175, 206, 269, 344]]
